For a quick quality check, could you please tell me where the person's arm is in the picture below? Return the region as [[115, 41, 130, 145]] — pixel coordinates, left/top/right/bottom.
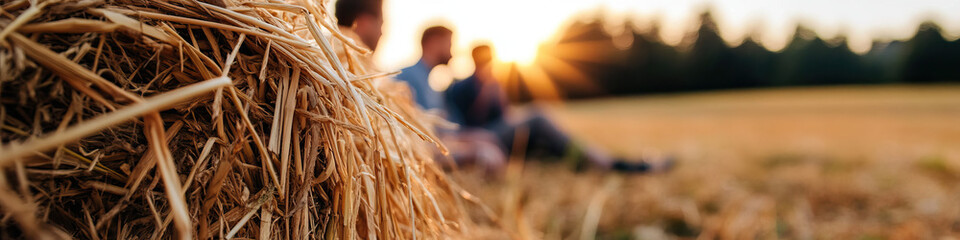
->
[[396, 68, 430, 109]]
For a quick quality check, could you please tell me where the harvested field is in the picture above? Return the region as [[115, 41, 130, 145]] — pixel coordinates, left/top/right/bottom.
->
[[457, 85, 960, 239]]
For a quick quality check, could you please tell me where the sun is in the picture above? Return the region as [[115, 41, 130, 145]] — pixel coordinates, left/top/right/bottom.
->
[[492, 39, 540, 66]]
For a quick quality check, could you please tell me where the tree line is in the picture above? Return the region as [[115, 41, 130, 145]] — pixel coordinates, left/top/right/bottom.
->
[[508, 11, 960, 99]]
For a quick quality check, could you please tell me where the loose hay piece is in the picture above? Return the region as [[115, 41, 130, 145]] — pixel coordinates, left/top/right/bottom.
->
[[0, 0, 469, 239]]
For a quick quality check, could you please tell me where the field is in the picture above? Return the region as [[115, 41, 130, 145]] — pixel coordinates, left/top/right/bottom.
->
[[454, 85, 960, 239]]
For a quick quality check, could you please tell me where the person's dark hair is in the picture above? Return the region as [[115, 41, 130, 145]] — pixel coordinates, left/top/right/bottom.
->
[[472, 45, 493, 66], [420, 26, 453, 46], [335, 0, 382, 27]]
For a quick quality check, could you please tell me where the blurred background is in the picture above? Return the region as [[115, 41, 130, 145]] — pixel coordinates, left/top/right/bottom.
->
[[376, 0, 960, 100], [367, 0, 960, 239]]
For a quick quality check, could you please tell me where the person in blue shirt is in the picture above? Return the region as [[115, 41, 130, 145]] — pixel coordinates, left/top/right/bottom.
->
[[396, 26, 453, 111], [396, 26, 507, 171]]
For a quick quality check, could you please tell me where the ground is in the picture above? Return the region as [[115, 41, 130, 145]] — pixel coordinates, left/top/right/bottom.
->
[[453, 85, 960, 239]]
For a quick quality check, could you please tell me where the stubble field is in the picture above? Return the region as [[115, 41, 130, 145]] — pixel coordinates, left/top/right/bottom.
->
[[456, 85, 960, 239]]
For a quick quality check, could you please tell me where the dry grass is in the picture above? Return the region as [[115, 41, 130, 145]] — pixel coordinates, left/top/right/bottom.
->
[[0, 0, 470, 239], [457, 85, 960, 239]]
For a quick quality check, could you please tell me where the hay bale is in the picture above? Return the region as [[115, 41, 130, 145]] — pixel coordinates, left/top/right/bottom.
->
[[0, 0, 468, 238]]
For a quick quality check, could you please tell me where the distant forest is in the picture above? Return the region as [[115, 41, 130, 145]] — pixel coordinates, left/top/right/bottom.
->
[[502, 11, 960, 100]]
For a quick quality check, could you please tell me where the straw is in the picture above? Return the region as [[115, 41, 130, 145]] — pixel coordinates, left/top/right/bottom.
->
[[0, 0, 471, 238]]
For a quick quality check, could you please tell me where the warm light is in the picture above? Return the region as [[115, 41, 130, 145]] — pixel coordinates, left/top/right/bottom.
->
[[428, 65, 455, 92], [376, 0, 960, 74], [490, 38, 540, 66]]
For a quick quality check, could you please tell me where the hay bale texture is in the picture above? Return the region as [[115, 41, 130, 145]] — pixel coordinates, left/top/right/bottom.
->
[[0, 0, 468, 238]]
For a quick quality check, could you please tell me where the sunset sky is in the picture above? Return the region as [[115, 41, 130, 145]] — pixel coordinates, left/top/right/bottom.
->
[[362, 0, 960, 88]]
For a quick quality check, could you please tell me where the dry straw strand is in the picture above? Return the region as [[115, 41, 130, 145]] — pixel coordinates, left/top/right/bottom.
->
[[0, 0, 472, 239]]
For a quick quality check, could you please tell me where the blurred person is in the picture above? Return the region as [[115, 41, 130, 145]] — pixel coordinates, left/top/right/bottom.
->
[[445, 45, 675, 172], [395, 30, 670, 172], [336, 0, 477, 163], [395, 26, 507, 172], [336, 2, 500, 170], [396, 26, 454, 111], [336, 3, 503, 171], [444, 45, 504, 127], [334, 0, 384, 73], [335, 0, 383, 51]]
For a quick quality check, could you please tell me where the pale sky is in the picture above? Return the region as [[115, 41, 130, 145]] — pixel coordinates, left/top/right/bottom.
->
[[364, 0, 960, 81]]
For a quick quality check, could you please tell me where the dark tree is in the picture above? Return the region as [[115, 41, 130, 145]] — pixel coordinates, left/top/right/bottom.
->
[[902, 22, 960, 82], [500, 13, 960, 101], [684, 11, 736, 90]]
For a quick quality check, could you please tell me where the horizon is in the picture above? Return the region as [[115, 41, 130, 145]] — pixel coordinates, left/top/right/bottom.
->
[[365, 0, 960, 83]]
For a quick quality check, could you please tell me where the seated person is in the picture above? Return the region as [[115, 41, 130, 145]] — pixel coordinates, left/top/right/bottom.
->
[[336, 0, 507, 172], [397, 28, 671, 173], [396, 27, 506, 171]]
